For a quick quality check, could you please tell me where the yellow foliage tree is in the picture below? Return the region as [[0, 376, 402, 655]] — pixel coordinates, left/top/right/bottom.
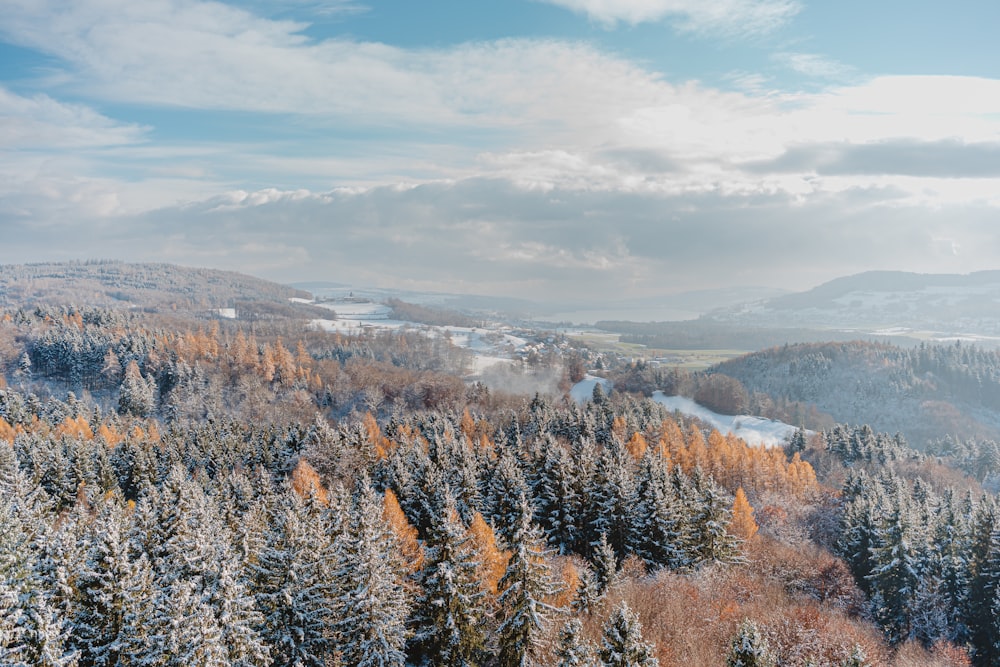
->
[[289, 459, 328, 506], [728, 487, 758, 542], [362, 411, 392, 460], [0, 417, 15, 443], [625, 432, 648, 461], [465, 512, 509, 596], [97, 423, 124, 447], [383, 489, 424, 573]]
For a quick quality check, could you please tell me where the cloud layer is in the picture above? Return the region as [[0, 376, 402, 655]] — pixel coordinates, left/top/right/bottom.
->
[[2, 0, 1000, 303]]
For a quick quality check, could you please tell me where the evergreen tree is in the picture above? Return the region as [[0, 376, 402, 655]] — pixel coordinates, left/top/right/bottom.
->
[[253, 495, 336, 667], [496, 492, 563, 667], [597, 602, 658, 667], [556, 618, 596, 667], [589, 437, 638, 562], [841, 644, 870, 667], [590, 533, 618, 598], [333, 477, 410, 667], [409, 490, 487, 667], [634, 454, 688, 570], [866, 486, 920, 645], [725, 619, 774, 667], [71, 496, 141, 667], [687, 468, 739, 565], [117, 360, 155, 417]]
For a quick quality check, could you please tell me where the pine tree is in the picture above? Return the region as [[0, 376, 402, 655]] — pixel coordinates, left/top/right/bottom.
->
[[496, 492, 563, 667], [253, 495, 337, 667], [572, 564, 601, 616], [725, 619, 774, 667], [409, 490, 486, 667], [484, 449, 531, 547], [687, 468, 739, 565], [533, 443, 578, 555], [590, 533, 618, 597], [332, 476, 410, 667], [634, 454, 689, 570], [597, 601, 658, 667], [117, 360, 155, 417], [556, 618, 596, 667], [866, 486, 920, 645], [589, 437, 638, 561], [71, 495, 141, 667]]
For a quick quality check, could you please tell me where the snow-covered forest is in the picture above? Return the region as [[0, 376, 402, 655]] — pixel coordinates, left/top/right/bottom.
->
[[0, 268, 997, 666]]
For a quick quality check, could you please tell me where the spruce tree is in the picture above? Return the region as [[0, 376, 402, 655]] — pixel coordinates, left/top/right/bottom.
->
[[332, 476, 410, 667], [496, 492, 563, 667], [725, 618, 774, 667], [556, 618, 596, 667], [597, 601, 658, 667], [409, 490, 487, 667]]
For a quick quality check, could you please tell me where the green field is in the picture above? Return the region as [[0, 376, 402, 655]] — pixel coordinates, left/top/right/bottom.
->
[[568, 332, 747, 369]]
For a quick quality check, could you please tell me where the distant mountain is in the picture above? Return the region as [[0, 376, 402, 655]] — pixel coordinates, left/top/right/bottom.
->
[[708, 270, 1000, 338], [0, 261, 312, 311]]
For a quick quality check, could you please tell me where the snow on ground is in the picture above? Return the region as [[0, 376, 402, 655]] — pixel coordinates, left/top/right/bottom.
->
[[570, 375, 611, 404], [309, 315, 529, 376], [309, 318, 409, 334], [315, 301, 392, 319], [651, 392, 799, 448], [289, 297, 314, 304]]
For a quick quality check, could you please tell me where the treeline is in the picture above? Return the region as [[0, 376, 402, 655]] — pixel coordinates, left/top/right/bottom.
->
[[0, 260, 309, 309], [594, 320, 896, 351], [386, 298, 482, 328]]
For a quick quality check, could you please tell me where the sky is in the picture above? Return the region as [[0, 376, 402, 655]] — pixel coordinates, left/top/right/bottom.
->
[[2, 0, 1000, 305]]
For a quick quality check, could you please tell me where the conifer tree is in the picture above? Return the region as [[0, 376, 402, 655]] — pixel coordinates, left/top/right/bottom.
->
[[410, 490, 486, 667], [726, 619, 774, 667], [597, 601, 658, 667], [333, 476, 409, 667], [556, 618, 596, 667], [253, 495, 336, 667], [688, 468, 739, 565], [496, 492, 563, 667], [572, 563, 602, 616], [591, 533, 618, 597], [728, 488, 758, 542], [589, 437, 638, 561], [71, 495, 142, 667], [634, 454, 688, 570], [841, 644, 870, 667]]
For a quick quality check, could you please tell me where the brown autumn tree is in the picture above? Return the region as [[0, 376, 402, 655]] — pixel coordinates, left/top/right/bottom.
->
[[729, 487, 759, 542], [383, 488, 424, 573], [466, 511, 510, 596], [290, 459, 328, 505]]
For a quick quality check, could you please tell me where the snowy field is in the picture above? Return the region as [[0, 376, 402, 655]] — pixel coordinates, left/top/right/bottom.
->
[[569, 375, 611, 403], [652, 392, 799, 448], [303, 296, 531, 376], [567, 380, 797, 447]]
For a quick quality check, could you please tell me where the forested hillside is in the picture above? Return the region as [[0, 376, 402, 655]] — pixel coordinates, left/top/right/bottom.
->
[[0, 264, 993, 666], [707, 341, 1000, 446], [0, 261, 313, 311]]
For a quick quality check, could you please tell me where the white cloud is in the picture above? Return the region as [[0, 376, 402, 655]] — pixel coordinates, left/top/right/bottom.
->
[[772, 52, 853, 80], [0, 86, 146, 149], [536, 0, 800, 35]]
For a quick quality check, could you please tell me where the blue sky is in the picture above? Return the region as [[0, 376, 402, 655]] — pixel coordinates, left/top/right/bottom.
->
[[2, 0, 1000, 303]]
